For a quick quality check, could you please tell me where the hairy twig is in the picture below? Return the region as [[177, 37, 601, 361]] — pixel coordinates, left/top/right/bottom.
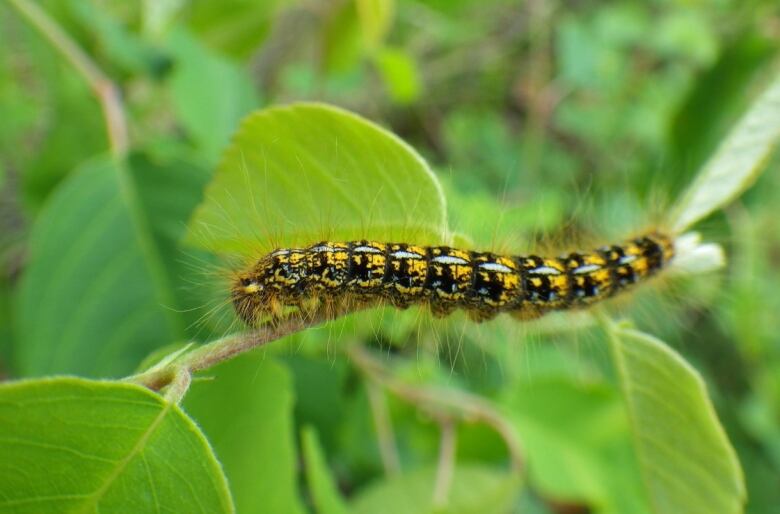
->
[[163, 366, 192, 404], [8, 0, 129, 157], [128, 307, 356, 392]]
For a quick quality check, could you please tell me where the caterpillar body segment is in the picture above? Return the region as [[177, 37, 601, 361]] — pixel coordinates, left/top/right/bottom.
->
[[231, 233, 675, 326]]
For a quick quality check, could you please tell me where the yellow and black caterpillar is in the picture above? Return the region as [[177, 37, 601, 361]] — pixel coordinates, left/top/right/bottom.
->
[[231, 232, 674, 326]]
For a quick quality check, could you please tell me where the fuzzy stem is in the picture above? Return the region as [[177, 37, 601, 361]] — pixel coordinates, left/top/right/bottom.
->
[[163, 367, 192, 404], [8, 0, 129, 158], [128, 308, 352, 391]]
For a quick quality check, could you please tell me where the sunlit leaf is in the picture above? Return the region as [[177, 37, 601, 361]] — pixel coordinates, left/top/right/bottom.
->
[[607, 326, 746, 514], [0, 377, 233, 514], [186, 102, 449, 254], [670, 71, 780, 233]]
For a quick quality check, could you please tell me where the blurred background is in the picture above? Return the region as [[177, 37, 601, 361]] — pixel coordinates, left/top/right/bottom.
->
[[1, 1, 780, 513]]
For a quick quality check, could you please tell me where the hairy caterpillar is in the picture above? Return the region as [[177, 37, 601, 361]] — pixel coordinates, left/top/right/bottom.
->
[[231, 231, 674, 326]]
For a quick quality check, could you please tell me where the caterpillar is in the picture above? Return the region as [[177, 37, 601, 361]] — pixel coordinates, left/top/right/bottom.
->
[[231, 231, 674, 326]]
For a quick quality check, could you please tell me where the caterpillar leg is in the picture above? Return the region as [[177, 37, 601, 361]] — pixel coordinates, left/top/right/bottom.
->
[[268, 297, 285, 318], [429, 302, 456, 318], [510, 306, 544, 321], [467, 308, 499, 323], [297, 296, 322, 316], [387, 295, 414, 310]]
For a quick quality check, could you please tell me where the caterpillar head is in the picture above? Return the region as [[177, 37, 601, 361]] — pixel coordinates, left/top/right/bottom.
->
[[231, 271, 268, 326], [231, 250, 303, 325]]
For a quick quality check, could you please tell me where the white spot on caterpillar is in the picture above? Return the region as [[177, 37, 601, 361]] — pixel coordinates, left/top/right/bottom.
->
[[354, 245, 382, 253], [573, 264, 602, 274], [528, 266, 561, 275], [271, 249, 290, 257], [433, 255, 469, 265], [479, 262, 513, 273], [619, 255, 637, 264], [311, 245, 334, 253], [392, 250, 423, 259]]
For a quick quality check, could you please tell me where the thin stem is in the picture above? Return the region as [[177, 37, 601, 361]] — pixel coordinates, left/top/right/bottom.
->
[[185, 309, 340, 373], [8, 0, 129, 157], [164, 367, 192, 404], [366, 380, 402, 476], [432, 419, 456, 508], [348, 345, 524, 474], [128, 307, 355, 391]]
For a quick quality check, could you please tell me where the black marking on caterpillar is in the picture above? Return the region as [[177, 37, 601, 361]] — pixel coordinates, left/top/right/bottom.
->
[[231, 232, 675, 326]]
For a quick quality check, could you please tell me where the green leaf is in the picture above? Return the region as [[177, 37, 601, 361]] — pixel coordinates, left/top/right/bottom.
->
[[322, 2, 363, 73], [356, 0, 395, 51], [0, 277, 12, 367], [349, 465, 520, 514], [3, 2, 109, 210], [142, 0, 186, 38], [68, 0, 159, 75], [0, 377, 233, 514], [14, 157, 181, 378], [670, 71, 780, 233], [183, 353, 306, 514], [503, 377, 649, 514], [374, 47, 421, 105], [185, 0, 290, 59], [0, 33, 38, 178], [17, 64, 107, 211], [301, 426, 351, 514], [669, 34, 776, 182], [187, 103, 449, 254], [167, 28, 259, 164], [607, 326, 746, 514], [128, 151, 217, 338], [286, 355, 349, 450]]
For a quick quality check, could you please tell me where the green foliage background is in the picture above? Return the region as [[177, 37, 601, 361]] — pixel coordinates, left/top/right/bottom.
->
[[1, 1, 779, 513]]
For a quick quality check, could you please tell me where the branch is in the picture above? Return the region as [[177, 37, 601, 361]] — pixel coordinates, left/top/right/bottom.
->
[[127, 307, 355, 392], [8, 0, 129, 158], [163, 366, 192, 404]]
